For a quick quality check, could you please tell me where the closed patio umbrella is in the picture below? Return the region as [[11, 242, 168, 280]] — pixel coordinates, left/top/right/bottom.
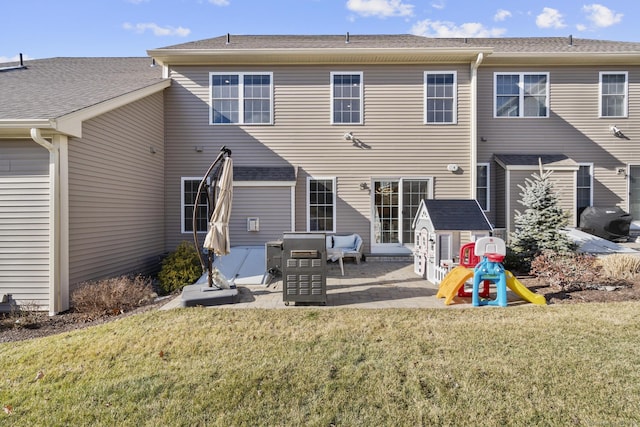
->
[[204, 156, 233, 256]]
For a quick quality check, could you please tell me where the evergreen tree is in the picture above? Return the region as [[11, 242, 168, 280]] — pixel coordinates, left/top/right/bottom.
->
[[509, 163, 575, 269]]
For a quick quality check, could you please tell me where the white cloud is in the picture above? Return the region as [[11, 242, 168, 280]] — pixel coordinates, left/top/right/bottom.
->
[[576, 23, 587, 32], [494, 9, 512, 22], [126, 0, 149, 4], [0, 54, 32, 63], [411, 19, 506, 38], [209, 0, 230, 5], [123, 22, 191, 37], [536, 7, 566, 29], [346, 0, 414, 18], [583, 4, 622, 28], [431, 1, 445, 10]]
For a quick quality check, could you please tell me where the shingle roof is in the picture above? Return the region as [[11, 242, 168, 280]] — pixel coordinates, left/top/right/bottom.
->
[[0, 57, 165, 120], [494, 154, 578, 168], [154, 34, 640, 54], [234, 166, 296, 181], [421, 199, 493, 231]]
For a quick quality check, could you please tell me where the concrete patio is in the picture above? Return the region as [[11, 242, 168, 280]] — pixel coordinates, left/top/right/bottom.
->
[[162, 259, 532, 310]]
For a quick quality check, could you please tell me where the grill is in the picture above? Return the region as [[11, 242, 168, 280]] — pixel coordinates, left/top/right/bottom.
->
[[282, 232, 327, 306], [580, 206, 632, 242]]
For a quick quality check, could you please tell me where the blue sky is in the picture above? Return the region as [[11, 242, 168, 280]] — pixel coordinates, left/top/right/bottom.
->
[[1, 0, 637, 62]]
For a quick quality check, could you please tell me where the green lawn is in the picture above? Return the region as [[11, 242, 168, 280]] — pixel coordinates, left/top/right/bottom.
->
[[2, 303, 640, 426]]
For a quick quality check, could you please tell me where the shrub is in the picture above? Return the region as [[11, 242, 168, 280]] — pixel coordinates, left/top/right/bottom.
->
[[509, 167, 575, 270], [502, 247, 529, 274], [530, 251, 627, 292], [71, 275, 155, 317], [158, 241, 202, 294], [597, 254, 640, 281]]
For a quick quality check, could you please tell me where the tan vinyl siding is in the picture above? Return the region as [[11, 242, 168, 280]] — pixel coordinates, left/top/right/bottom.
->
[[68, 92, 165, 286], [230, 186, 293, 245], [0, 141, 50, 307], [165, 64, 473, 251], [506, 169, 575, 234], [478, 65, 640, 214]]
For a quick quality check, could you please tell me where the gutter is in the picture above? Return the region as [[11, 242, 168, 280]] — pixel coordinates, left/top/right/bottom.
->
[[470, 53, 484, 203]]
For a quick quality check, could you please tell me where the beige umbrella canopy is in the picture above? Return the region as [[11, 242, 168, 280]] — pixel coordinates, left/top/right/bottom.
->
[[204, 156, 233, 256]]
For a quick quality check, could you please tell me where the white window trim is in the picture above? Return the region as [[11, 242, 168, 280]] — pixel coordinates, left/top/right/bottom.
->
[[477, 162, 490, 212], [181, 177, 209, 234], [493, 72, 550, 118], [599, 71, 628, 118], [306, 176, 337, 233], [330, 71, 364, 125], [424, 71, 458, 125], [209, 71, 274, 125]]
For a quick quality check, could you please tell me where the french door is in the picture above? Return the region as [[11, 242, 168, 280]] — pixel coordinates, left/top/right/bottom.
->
[[372, 178, 432, 253]]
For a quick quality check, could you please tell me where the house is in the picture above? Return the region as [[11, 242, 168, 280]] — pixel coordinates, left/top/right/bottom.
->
[[2, 34, 640, 313], [412, 199, 492, 283], [0, 58, 170, 314]]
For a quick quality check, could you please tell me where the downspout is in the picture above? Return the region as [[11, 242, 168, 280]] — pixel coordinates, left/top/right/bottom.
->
[[30, 128, 66, 315], [470, 53, 484, 200]]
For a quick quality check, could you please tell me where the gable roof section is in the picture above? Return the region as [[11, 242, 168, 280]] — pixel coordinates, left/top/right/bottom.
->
[[148, 34, 640, 66], [419, 199, 493, 231], [0, 57, 169, 137], [494, 154, 579, 171]]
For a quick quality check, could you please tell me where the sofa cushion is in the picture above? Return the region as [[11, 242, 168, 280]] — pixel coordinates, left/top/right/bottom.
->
[[326, 235, 333, 249], [333, 234, 356, 250]]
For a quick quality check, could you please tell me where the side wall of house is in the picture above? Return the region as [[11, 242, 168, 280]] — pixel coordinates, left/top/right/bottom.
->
[[67, 91, 165, 286], [164, 64, 473, 252], [478, 65, 640, 226], [230, 185, 293, 245], [0, 141, 50, 307]]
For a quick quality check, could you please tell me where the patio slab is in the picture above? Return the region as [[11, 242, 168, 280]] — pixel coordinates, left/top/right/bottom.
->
[[162, 261, 535, 310]]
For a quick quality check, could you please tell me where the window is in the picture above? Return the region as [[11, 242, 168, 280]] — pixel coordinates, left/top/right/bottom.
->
[[307, 177, 336, 232], [576, 164, 593, 220], [494, 72, 549, 118], [331, 72, 362, 124], [477, 163, 490, 211], [210, 72, 273, 124], [425, 72, 457, 124], [600, 72, 628, 117], [181, 178, 209, 233]]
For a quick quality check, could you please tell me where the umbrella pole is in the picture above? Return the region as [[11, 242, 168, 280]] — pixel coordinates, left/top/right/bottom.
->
[[207, 251, 214, 287], [192, 146, 232, 288]]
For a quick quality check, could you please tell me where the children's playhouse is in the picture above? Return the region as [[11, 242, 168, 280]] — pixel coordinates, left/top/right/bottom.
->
[[412, 199, 493, 284]]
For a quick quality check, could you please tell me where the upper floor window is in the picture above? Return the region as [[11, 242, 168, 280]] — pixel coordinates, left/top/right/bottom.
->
[[600, 72, 628, 118], [307, 177, 336, 232], [494, 72, 549, 118], [210, 72, 273, 125], [331, 72, 362, 124], [425, 71, 457, 124], [181, 178, 209, 233]]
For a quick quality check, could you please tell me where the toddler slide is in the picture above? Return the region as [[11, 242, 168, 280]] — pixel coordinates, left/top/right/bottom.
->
[[436, 266, 474, 305], [505, 270, 546, 305]]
